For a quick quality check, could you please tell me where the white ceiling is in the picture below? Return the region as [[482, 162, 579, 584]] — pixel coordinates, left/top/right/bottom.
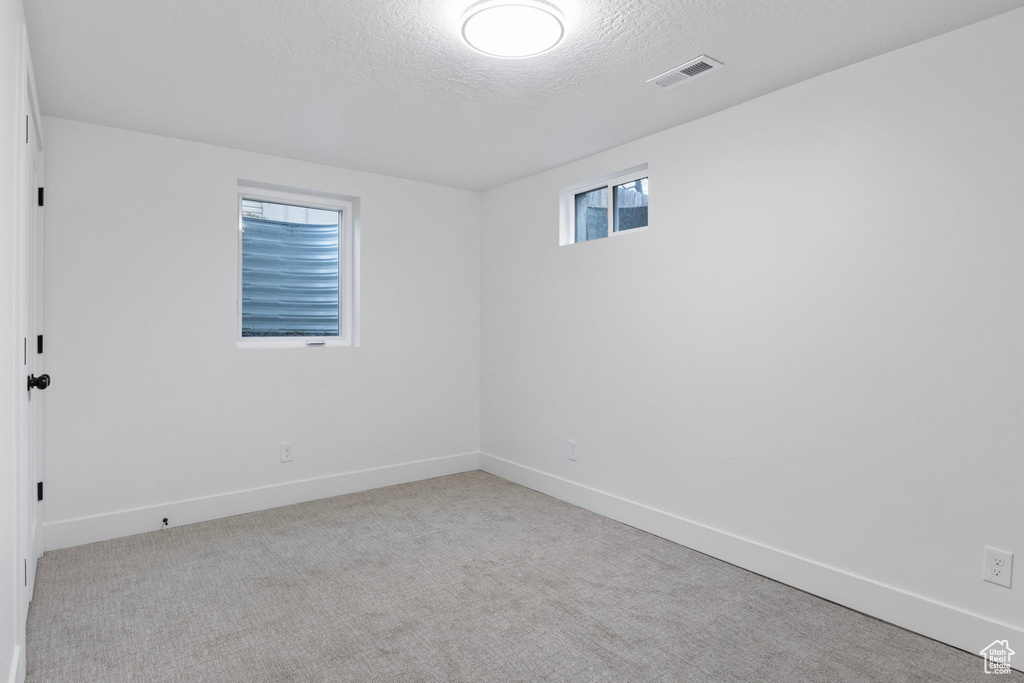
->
[[24, 0, 1024, 191]]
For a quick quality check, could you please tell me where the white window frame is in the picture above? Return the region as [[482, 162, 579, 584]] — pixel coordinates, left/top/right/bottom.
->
[[236, 183, 358, 348], [559, 163, 649, 246]]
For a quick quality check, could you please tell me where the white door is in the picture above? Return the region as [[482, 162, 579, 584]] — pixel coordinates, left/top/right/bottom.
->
[[16, 67, 45, 613]]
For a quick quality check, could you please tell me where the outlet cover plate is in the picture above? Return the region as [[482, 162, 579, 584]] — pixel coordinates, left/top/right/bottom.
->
[[984, 547, 1013, 588], [280, 441, 294, 463]]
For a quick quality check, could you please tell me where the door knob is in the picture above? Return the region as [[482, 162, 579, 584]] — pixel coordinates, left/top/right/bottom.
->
[[27, 374, 50, 391]]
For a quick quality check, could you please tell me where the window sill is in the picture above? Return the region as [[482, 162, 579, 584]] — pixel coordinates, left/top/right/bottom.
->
[[566, 224, 649, 246], [236, 338, 351, 349]]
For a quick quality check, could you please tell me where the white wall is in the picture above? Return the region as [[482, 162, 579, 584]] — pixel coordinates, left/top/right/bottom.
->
[[481, 8, 1024, 657], [42, 118, 481, 547]]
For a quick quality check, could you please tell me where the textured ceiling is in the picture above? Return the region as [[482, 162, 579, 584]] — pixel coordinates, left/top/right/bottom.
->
[[24, 0, 1024, 191]]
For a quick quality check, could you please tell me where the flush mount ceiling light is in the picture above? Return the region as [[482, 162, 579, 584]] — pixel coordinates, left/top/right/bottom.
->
[[461, 0, 565, 59]]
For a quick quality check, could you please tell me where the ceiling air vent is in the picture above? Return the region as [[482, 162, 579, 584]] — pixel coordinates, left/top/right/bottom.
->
[[647, 55, 724, 90]]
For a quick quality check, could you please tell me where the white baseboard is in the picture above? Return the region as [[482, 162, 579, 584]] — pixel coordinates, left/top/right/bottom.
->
[[7, 645, 23, 683], [44, 452, 481, 551], [480, 452, 1023, 671]]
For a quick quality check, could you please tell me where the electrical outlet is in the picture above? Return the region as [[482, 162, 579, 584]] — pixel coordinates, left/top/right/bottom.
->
[[568, 440, 578, 462], [984, 547, 1013, 588], [280, 441, 294, 463]]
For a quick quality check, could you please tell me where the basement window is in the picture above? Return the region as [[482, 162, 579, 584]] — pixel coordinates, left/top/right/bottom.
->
[[237, 184, 358, 347], [560, 165, 649, 245]]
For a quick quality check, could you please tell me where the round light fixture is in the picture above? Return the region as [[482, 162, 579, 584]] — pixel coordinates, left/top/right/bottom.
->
[[461, 0, 565, 59]]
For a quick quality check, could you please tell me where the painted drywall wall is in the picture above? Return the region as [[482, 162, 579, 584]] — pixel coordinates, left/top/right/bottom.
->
[[2, 3, 25, 681], [481, 6, 1024, 654], [42, 118, 480, 546]]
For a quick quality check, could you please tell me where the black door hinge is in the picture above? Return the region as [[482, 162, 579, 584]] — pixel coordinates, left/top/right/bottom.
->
[[37, 334, 43, 354], [37, 187, 44, 206], [37, 481, 43, 502]]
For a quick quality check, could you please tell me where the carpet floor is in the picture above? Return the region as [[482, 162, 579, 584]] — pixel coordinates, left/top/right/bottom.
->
[[26, 471, 1016, 682]]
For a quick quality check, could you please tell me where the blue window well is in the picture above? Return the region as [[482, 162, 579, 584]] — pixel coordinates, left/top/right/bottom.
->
[[239, 193, 353, 343], [613, 177, 648, 233], [574, 187, 608, 242]]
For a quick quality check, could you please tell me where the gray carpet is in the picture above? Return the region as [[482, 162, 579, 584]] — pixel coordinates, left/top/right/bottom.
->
[[26, 471, 1015, 682]]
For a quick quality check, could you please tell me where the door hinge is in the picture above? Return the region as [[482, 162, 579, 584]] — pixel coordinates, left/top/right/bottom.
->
[[37, 334, 43, 354], [37, 187, 44, 207], [37, 481, 43, 502], [25, 115, 28, 143]]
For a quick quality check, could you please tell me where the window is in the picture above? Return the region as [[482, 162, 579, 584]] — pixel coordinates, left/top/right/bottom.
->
[[237, 184, 357, 347], [560, 165, 648, 245], [574, 186, 608, 241]]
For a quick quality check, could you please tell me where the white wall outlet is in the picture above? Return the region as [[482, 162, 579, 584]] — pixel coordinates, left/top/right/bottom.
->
[[984, 547, 1013, 588], [280, 441, 294, 463], [568, 440, 578, 462]]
